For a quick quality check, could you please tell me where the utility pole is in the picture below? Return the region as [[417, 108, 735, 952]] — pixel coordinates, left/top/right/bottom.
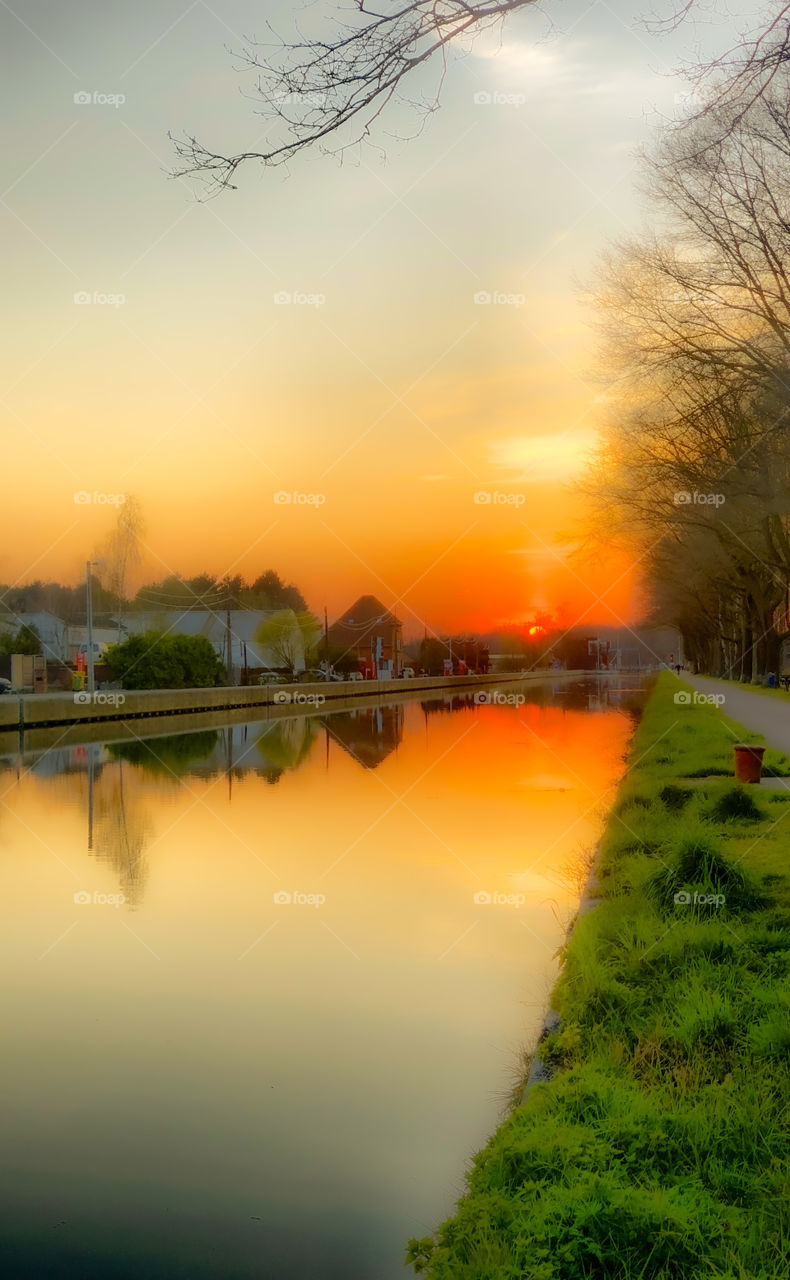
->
[[226, 603, 233, 687], [86, 560, 95, 694], [324, 606, 329, 680]]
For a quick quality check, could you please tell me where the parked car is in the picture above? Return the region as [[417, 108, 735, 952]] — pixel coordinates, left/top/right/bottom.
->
[[0, 677, 11, 695], [347, 671, 364, 681], [401, 667, 415, 679]]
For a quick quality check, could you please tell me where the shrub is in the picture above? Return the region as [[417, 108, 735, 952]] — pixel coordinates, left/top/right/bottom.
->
[[707, 784, 766, 823], [104, 631, 225, 690]]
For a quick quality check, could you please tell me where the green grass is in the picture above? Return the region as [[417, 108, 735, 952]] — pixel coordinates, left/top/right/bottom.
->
[[407, 672, 790, 1279]]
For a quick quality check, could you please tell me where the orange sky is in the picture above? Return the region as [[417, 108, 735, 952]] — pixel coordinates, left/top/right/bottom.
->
[[1, 0, 734, 634]]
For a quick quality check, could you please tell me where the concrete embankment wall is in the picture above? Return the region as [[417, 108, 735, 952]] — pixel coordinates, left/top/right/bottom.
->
[[0, 669, 590, 733]]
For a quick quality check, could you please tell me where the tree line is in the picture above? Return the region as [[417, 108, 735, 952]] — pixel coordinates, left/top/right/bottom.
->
[[585, 50, 790, 680], [0, 568, 308, 624]]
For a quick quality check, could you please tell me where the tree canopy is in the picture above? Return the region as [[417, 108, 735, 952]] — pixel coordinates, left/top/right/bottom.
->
[[103, 632, 226, 690], [585, 52, 790, 678]]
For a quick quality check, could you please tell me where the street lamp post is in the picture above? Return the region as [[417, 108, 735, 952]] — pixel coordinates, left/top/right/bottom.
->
[[85, 559, 104, 694], [86, 560, 95, 694], [85, 560, 97, 696]]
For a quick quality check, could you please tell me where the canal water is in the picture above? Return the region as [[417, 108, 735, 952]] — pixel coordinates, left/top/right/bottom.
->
[[0, 677, 643, 1278]]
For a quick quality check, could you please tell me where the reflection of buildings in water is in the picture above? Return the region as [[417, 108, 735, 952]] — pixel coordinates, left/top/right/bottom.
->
[[323, 704, 404, 769], [419, 694, 477, 716], [549, 677, 646, 717], [88, 750, 153, 907], [420, 687, 555, 719]]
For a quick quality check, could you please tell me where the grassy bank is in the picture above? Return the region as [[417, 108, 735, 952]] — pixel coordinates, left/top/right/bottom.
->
[[407, 672, 790, 1280]]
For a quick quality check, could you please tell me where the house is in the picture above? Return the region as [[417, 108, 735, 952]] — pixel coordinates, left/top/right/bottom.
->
[[120, 609, 307, 681], [327, 595, 403, 678]]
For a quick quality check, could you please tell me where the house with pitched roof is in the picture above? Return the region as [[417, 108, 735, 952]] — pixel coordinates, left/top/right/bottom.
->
[[327, 595, 403, 678]]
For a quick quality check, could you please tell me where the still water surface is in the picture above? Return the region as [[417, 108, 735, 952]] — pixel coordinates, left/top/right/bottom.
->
[[0, 678, 642, 1278]]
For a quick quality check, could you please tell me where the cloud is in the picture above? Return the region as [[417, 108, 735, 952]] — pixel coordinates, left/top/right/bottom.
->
[[467, 34, 680, 106], [489, 429, 598, 482]]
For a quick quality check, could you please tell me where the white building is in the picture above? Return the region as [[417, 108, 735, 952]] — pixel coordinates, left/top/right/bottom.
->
[[120, 609, 308, 681], [0, 611, 70, 663]]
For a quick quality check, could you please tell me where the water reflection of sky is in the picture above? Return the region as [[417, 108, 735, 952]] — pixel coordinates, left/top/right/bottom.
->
[[0, 679, 641, 1278]]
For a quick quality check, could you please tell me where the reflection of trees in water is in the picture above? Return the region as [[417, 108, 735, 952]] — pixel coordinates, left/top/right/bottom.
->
[[91, 761, 153, 907], [255, 716, 317, 780], [107, 731, 219, 778], [323, 703, 403, 768], [416, 679, 650, 718], [420, 694, 477, 716]]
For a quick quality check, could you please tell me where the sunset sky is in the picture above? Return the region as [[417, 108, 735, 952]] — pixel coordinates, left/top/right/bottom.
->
[[1, 0, 744, 634]]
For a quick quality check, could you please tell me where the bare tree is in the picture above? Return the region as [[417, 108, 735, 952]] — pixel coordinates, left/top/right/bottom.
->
[[669, 3, 790, 142], [95, 496, 147, 641], [171, 0, 542, 190], [582, 50, 790, 678], [170, 1, 790, 191]]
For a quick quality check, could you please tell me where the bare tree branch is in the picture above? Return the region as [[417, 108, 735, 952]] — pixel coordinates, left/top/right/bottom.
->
[[169, 0, 544, 192]]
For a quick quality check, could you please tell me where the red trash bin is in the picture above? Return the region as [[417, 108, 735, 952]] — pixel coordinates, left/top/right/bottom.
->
[[733, 745, 765, 784]]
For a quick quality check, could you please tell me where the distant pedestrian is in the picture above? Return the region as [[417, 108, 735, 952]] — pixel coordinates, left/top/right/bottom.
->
[[675, 663, 682, 675]]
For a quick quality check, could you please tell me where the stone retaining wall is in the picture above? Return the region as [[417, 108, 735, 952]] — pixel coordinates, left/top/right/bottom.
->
[[0, 670, 590, 732]]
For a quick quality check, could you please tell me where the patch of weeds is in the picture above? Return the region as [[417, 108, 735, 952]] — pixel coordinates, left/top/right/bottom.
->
[[648, 831, 765, 914], [748, 1011, 790, 1058], [658, 782, 692, 811], [706, 784, 767, 823]]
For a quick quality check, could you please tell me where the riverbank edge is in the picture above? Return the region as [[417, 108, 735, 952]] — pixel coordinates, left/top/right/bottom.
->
[[0, 668, 596, 732], [407, 670, 790, 1279]]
